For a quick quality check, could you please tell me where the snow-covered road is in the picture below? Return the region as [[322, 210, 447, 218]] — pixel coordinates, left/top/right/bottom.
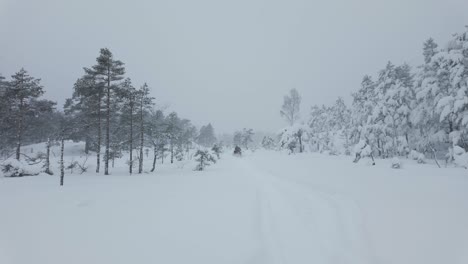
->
[[1, 150, 468, 264]]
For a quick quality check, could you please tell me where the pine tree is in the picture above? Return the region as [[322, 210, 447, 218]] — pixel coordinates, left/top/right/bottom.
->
[[148, 110, 165, 172], [194, 149, 216, 171], [165, 112, 182, 164], [118, 78, 138, 174], [85, 48, 125, 175], [65, 74, 104, 172], [136, 83, 154, 173], [197, 123, 217, 147], [6, 68, 55, 160]]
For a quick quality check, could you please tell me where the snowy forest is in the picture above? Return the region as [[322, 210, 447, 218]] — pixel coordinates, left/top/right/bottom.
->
[[1, 3, 468, 262], [277, 28, 468, 169], [3, 28, 468, 179], [0, 48, 224, 180]]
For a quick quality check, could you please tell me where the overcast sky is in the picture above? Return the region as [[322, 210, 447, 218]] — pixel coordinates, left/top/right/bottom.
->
[[0, 0, 467, 133]]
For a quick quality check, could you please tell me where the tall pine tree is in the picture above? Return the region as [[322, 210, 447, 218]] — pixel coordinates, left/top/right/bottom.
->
[[85, 48, 125, 175]]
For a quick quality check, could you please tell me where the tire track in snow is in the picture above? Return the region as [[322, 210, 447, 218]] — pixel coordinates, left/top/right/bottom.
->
[[239, 159, 375, 264]]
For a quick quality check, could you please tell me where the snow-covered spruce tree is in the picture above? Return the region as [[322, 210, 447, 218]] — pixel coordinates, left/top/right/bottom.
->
[[433, 30, 468, 151], [409, 28, 468, 165], [5, 68, 55, 160], [365, 62, 415, 158], [350, 75, 378, 149], [194, 149, 216, 171], [411, 38, 444, 160], [280, 88, 301, 126], [367, 62, 397, 158], [85, 48, 125, 175]]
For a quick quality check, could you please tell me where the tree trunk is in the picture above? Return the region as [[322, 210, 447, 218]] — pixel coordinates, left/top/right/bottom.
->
[[171, 142, 174, 164], [45, 138, 52, 175], [377, 139, 382, 157], [84, 138, 90, 154], [60, 137, 65, 186], [96, 96, 101, 173], [431, 146, 441, 168], [105, 82, 110, 175], [129, 102, 133, 175], [298, 134, 303, 153], [15, 98, 24, 160], [139, 101, 144, 174], [151, 145, 157, 172]]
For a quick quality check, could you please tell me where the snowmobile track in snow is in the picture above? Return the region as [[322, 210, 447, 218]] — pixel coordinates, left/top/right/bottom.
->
[[239, 158, 375, 264]]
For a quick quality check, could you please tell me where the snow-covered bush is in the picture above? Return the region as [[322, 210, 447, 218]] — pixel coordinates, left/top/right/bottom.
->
[[194, 150, 216, 171], [391, 157, 401, 169], [452, 146, 468, 169], [353, 140, 374, 164], [1, 159, 42, 177], [278, 124, 309, 154], [409, 150, 426, 164], [261, 136, 276, 150]]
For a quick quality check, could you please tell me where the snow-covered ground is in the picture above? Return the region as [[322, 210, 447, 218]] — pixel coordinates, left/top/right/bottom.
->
[[1, 144, 468, 264]]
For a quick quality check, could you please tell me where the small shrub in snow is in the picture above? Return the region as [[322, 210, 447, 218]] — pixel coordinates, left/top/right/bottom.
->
[[416, 153, 426, 164], [233, 146, 242, 157], [391, 157, 401, 169], [409, 150, 419, 160], [287, 141, 297, 154], [211, 144, 222, 159], [194, 150, 216, 171], [1, 159, 42, 177]]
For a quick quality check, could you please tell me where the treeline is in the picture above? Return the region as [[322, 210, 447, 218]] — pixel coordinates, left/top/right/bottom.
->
[[280, 27, 468, 166], [0, 48, 219, 176]]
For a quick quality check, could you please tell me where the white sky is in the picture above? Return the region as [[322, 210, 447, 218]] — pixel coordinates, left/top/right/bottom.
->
[[0, 0, 467, 133]]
